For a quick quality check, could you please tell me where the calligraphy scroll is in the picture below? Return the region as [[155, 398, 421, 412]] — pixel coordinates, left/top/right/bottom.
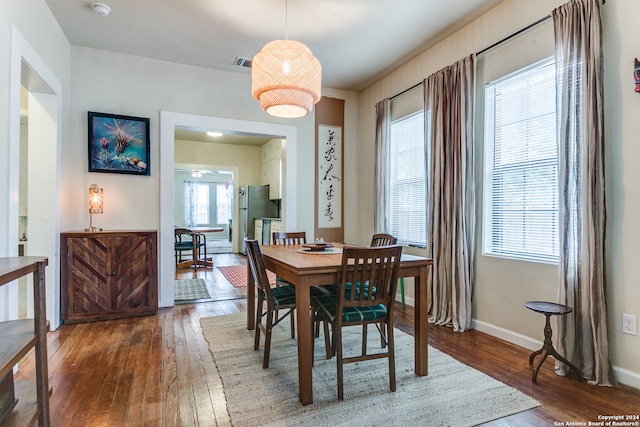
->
[[317, 125, 342, 228]]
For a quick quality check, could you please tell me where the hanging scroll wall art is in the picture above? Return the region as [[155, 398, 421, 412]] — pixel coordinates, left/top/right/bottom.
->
[[317, 125, 342, 229]]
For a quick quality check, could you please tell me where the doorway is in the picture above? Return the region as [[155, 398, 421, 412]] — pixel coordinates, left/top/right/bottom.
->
[[174, 165, 235, 255], [3, 27, 62, 329], [159, 112, 299, 307]]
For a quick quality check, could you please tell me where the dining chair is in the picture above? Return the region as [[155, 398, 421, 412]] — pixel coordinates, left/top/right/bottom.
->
[[311, 245, 402, 400], [272, 231, 307, 245], [271, 231, 307, 286], [328, 233, 399, 296], [271, 231, 326, 336], [370, 233, 398, 247], [174, 227, 208, 270], [369, 233, 399, 342], [244, 238, 297, 369]]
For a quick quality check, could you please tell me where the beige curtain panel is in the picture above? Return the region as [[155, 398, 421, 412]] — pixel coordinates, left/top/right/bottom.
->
[[553, 0, 617, 386], [424, 54, 476, 332], [374, 98, 391, 234]]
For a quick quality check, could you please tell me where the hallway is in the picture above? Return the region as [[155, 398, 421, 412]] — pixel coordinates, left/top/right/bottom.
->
[[175, 252, 247, 303]]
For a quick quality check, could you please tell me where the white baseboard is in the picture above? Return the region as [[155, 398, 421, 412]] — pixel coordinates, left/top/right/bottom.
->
[[471, 319, 640, 390], [611, 365, 640, 389], [395, 294, 415, 307], [472, 319, 542, 351]]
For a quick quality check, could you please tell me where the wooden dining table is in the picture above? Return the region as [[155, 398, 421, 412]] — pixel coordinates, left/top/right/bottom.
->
[[246, 243, 432, 405]]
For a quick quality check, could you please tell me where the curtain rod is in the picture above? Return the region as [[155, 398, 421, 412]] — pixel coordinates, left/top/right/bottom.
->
[[389, 14, 551, 101], [389, 0, 607, 101], [476, 14, 551, 56]]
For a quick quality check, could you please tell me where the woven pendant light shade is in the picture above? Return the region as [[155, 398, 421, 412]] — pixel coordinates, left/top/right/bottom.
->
[[252, 39, 322, 118]]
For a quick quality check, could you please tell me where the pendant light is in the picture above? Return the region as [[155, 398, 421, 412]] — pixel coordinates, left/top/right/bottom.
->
[[251, 0, 321, 118]]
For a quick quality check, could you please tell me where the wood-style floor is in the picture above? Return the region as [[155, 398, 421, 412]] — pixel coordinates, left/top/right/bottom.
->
[[14, 253, 640, 426]]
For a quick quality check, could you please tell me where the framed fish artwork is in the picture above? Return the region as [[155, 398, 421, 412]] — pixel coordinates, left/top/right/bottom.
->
[[88, 111, 150, 176]]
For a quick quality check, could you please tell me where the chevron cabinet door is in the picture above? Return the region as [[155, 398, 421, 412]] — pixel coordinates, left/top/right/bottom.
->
[[61, 230, 158, 323]]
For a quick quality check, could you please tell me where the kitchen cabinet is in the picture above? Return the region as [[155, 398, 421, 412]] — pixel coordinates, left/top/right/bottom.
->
[[254, 218, 282, 244], [254, 219, 263, 243], [0, 257, 50, 426], [270, 220, 282, 233], [260, 138, 283, 199], [61, 230, 158, 324]]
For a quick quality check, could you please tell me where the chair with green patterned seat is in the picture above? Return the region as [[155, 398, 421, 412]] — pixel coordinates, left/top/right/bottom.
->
[[245, 238, 297, 369], [174, 227, 207, 271], [272, 230, 327, 336], [310, 244, 402, 400]]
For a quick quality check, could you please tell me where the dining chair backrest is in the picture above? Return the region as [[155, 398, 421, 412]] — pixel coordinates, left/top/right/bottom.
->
[[370, 233, 397, 247], [337, 245, 402, 313], [175, 227, 195, 243], [244, 238, 274, 302], [272, 231, 307, 245]]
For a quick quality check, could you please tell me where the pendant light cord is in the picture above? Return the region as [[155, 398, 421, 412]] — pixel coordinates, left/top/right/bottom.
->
[[285, 0, 288, 40]]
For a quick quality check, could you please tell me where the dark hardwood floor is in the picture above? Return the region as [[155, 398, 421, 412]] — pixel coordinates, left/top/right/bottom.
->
[[14, 253, 640, 426]]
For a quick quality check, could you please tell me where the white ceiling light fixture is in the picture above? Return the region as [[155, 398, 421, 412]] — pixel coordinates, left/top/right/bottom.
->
[[207, 131, 223, 137], [191, 170, 203, 178], [91, 2, 111, 17], [251, 0, 321, 119]]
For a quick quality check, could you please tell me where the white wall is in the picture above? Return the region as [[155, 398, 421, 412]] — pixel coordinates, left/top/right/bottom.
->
[[358, 0, 640, 386], [66, 46, 358, 234], [67, 47, 361, 306], [175, 139, 262, 189], [602, 0, 640, 385], [0, 0, 70, 327]]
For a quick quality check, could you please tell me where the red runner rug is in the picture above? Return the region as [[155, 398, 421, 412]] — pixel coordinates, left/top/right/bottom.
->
[[217, 265, 276, 288]]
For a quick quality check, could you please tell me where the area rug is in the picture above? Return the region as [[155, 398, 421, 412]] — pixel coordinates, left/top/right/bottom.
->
[[174, 278, 211, 301], [217, 265, 276, 288], [200, 313, 540, 427], [208, 238, 233, 254]]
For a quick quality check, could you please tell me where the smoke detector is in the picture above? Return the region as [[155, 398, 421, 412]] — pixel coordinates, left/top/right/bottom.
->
[[91, 2, 111, 17]]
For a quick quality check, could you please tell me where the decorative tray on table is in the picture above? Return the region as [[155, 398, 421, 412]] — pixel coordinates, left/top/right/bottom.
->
[[301, 243, 334, 252]]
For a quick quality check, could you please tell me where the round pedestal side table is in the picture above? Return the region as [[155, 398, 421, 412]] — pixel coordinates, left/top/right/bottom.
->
[[524, 301, 580, 384]]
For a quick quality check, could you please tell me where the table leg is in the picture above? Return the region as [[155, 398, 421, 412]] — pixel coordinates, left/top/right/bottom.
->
[[531, 348, 549, 383], [247, 262, 255, 330], [528, 313, 580, 383], [34, 261, 50, 426], [295, 277, 313, 405], [414, 265, 429, 376]]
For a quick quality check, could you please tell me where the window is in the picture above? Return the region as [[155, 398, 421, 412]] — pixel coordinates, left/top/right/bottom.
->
[[483, 58, 558, 263], [389, 111, 427, 246], [216, 183, 232, 225], [185, 182, 210, 226]]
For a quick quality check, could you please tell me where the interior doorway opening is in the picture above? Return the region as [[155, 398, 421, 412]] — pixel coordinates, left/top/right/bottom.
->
[[159, 112, 299, 307]]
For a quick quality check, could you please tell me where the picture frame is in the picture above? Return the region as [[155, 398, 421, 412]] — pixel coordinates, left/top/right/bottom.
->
[[88, 111, 150, 176]]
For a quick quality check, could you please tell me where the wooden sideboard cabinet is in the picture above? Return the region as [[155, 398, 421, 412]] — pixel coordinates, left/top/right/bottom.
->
[[61, 230, 158, 324], [0, 257, 50, 426]]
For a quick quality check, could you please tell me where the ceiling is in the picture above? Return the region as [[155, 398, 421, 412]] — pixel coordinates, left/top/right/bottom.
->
[[174, 128, 273, 146], [45, 0, 503, 144], [45, 0, 503, 93]]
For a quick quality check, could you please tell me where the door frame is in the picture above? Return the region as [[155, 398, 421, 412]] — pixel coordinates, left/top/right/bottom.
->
[[159, 111, 298, 307]]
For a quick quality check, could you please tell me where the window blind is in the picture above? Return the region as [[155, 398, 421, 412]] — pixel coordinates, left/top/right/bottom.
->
[[483, 58, 558, 263], [389, 111, 427, 246]]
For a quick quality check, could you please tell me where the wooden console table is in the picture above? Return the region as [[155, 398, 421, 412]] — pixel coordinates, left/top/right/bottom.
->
[[0, 257, 50, 426]]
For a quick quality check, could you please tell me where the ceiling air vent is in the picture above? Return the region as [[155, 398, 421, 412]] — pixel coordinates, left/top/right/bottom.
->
[[233, 57, 252, 68]]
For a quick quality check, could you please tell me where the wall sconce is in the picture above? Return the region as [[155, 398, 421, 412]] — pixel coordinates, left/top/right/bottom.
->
[[86, 183, 104, 232]]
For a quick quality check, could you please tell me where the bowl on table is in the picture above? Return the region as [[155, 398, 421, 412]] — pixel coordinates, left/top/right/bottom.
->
[[301, 243, 334, 252]]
